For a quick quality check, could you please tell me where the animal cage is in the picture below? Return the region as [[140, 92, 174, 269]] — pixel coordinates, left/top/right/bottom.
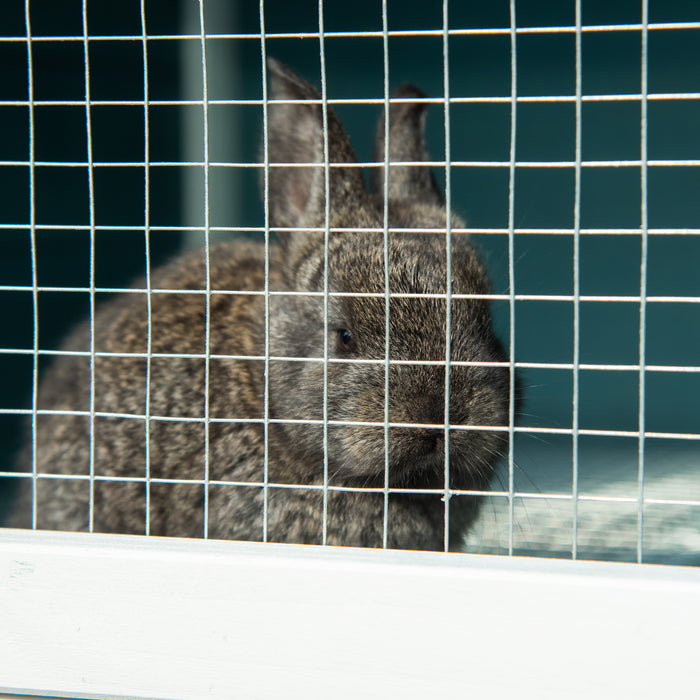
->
[[2, 0, 700, 698]]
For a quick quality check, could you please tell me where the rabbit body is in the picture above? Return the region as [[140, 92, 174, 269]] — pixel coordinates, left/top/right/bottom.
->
[[9, 60, 509, 550]]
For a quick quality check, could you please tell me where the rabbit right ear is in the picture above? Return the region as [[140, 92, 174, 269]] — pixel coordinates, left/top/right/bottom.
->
[[371, 85, 443, 206], [263, 59, 367, 230]]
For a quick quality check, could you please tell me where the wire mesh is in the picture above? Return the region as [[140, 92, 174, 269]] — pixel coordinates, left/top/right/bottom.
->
[[0, 0, 698, 563]]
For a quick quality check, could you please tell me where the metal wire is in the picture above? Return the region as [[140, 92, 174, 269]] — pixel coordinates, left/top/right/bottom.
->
[[258, 0, 271, 544], [195, 0, 213, 539], [139, 0, 153, 537], [80, 0, 97, 534], [637, 0, 650, 563], [3, 20, 700, 42], [23, 0, 39, 532], [317, 0, 331, 547], [441, 0, 454, 553], [571, 0, 582, 559], [506, 0, 517, 556], [380, 0, 391, 550]]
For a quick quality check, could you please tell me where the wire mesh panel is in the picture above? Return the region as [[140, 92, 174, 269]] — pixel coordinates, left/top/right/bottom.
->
[[2, 1, 700, 699], [1, 0, 699, 560]]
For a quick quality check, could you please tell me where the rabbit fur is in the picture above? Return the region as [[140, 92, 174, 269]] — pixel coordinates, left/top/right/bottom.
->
[[8, 59, 510, 551]]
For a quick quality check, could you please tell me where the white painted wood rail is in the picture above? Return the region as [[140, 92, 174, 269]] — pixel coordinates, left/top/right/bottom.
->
[[2, 528, 700, 700]]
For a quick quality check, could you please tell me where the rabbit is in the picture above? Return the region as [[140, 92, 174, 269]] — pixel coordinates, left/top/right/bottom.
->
[[7, 58, 510, 551]]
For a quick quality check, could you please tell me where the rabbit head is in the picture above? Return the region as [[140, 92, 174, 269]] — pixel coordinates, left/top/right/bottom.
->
[[264, 59, 510, 493]]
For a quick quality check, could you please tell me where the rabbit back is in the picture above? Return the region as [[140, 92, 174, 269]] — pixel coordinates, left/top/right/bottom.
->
[[10, 240, 279, 536]]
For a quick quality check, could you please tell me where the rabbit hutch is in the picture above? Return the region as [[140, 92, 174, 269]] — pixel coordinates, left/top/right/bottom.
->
[[1, 0, 700, 698]]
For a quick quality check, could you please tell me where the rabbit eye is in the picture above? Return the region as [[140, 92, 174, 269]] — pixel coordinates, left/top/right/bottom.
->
[[336, 329, 355, 353]]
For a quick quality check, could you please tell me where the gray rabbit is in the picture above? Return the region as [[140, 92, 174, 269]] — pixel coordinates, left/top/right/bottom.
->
[[8, 59, 510, 550]]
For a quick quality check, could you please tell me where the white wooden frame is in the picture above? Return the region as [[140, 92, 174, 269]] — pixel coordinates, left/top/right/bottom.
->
[[2, 528, 700, 700]]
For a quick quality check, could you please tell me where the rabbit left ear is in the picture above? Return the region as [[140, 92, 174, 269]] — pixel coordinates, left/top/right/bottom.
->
[[263, 58, 367, 230], [370, 85, 443, 206]]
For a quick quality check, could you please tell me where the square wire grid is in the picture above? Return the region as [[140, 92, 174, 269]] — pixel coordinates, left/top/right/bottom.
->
[[0, 0, 699, 562]]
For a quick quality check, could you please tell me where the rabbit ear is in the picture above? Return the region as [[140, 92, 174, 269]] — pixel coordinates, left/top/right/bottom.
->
[[370, 85, 443, 205], [263, 58, 367, 230]]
